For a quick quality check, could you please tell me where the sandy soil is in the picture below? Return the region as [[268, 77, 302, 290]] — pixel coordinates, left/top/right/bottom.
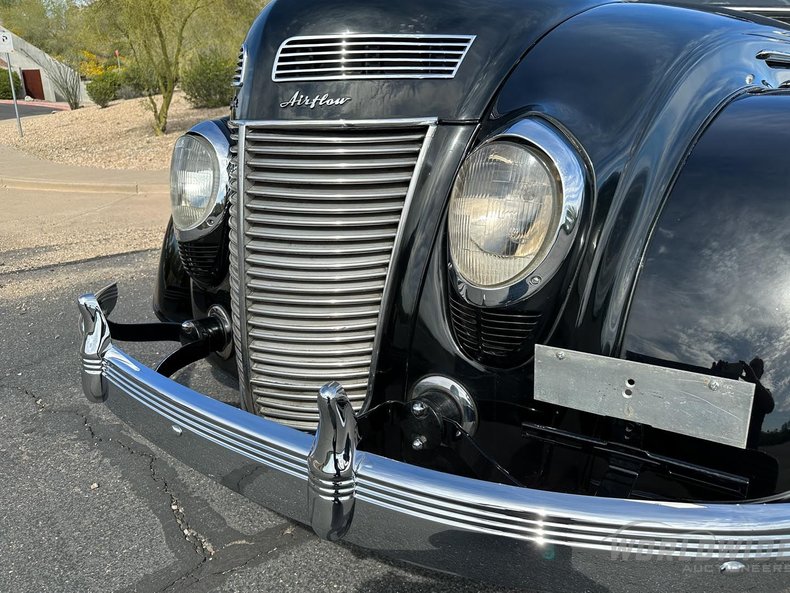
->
[[0, 92, 227, 171]]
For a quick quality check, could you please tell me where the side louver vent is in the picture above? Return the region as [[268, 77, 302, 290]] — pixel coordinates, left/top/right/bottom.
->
[[734, 7, 790, 27], [272, 34, 475, 82], [449, 290, 542, 367], [232, 46, 246, 88], [757, 49, 790, 69]]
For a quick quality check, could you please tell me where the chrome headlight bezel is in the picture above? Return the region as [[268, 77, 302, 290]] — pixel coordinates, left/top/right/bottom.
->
[[170, 120, 231, 242], [448, 118, 586, 308]]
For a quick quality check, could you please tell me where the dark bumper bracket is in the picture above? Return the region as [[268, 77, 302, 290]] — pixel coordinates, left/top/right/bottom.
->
[[80, 283, 232, 378]]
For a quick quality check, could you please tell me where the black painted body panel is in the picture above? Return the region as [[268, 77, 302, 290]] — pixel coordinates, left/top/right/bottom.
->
[[623, 93, 790, 493]]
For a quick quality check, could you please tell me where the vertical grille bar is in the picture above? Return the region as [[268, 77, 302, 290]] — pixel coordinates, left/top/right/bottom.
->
[[231, 120, 435, 430]]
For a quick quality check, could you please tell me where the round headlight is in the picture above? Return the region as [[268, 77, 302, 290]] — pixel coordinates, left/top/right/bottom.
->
[[170, 134, 221, 232], [448, 140, 561, 288]]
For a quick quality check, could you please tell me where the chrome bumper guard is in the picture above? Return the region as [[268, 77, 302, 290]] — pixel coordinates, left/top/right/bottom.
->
[[78, 293, 790, 592]]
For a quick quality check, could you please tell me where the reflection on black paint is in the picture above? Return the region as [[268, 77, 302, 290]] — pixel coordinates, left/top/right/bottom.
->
[[623, 94, 790, 494]]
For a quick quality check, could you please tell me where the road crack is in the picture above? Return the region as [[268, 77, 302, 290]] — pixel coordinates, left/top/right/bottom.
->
[[112, 436, 216, 561], [16, 385, 217, 574]]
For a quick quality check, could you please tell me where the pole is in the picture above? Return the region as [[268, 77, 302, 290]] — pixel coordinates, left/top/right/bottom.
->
[[6, 52, 22, 138]]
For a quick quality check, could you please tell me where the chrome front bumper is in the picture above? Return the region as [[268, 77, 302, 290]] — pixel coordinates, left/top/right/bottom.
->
[[78, 294, 790, 592]]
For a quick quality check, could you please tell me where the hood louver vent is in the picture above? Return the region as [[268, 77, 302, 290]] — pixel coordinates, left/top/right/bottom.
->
[[233, 45, 246, 88], [272, 34, 475, 82], [733, 6, 790, 27]]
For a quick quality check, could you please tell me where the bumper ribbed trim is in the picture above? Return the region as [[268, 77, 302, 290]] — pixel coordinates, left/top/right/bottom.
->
[[79, 291, 790, 590], [96, 347, 790, 561]]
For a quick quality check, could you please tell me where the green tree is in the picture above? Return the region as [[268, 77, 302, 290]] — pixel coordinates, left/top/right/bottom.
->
[[0, 0, 77, 56], [87, 0, 215, 135]]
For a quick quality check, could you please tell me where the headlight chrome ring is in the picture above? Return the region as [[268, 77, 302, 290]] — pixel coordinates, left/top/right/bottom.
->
[[448, 118, 586, 307], [170, 120, 231, 241]]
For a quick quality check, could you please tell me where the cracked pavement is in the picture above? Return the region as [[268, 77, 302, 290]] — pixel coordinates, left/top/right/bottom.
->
[[0, 187, 518, 593]]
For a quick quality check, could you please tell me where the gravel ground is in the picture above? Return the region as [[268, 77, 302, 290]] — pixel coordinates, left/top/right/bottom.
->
[[0, 93, 227, 171]]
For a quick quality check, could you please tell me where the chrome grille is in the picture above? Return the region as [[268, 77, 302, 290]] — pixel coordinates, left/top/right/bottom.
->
[[272, 34, 475, 82], [232, 120, 434, 430]]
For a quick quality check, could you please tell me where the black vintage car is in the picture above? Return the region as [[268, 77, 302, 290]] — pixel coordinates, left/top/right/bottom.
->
[[78, 1, 790, 590]]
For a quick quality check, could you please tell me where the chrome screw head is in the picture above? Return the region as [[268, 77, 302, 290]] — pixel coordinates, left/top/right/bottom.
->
[[709, 380, 720, 392], [411, 400, 428, 418], [556, 351, 566, 361], [412, 436, 427, 451]]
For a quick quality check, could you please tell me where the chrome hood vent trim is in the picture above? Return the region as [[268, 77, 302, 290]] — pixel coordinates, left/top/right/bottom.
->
[[230, 119, 436, 430], [233, 45, 246, 88], [272, 34, 475, 82], [732, 6, 790, 26]]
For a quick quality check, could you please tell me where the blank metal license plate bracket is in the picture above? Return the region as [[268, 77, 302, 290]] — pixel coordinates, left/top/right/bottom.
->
[[533, 345, 756, 449]]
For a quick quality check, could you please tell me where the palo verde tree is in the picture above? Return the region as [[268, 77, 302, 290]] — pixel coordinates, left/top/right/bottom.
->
[[87, 0, 212, 135], [0, 0, 78, 56]]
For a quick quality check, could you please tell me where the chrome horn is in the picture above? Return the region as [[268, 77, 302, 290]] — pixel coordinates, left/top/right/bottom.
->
[[307, 382, 359, 541]]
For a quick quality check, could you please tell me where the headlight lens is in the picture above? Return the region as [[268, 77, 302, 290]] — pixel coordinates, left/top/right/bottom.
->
[[170, 135, 221, 232], [448, 141, 560, 287]]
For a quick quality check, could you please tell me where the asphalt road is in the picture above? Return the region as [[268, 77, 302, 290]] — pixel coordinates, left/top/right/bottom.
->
[[0, 186, 519, 593], [0, 102, 58, 121]]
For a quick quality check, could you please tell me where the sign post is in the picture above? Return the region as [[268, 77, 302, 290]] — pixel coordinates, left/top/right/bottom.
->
[[0, 31, 23, 138]]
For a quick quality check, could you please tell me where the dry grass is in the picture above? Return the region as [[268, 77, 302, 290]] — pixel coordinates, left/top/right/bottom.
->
[[0, 92, 227, 171]]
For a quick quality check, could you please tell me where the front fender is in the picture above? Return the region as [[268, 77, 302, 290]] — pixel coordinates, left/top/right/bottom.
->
[[623, 91, 790, 495], [488, 2, 790, 356]]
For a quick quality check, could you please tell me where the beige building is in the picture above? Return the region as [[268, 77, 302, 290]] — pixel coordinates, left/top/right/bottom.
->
[[0, 27, 83, 103]]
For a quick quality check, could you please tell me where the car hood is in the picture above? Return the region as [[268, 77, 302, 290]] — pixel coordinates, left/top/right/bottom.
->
[[236, 0, 609, 122]]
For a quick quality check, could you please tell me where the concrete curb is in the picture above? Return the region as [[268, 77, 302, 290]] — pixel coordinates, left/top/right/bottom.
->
[[0, 177, 169, 194], [0, 99, 70, 111]]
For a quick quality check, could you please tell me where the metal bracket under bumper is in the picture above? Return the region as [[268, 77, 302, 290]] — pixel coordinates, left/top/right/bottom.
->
[[77, 292, 790, 592]]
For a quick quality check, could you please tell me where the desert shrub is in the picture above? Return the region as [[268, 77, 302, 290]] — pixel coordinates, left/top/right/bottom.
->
[[117, 63, 158, 100], [181, 52, 235, 109], [46, 57, 82, 109], [0, 69, 23, 100], [86, 70, 121, 108], [78, 50, 110, 79]]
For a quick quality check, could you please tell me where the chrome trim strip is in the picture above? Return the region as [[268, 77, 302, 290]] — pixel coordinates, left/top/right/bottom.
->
[[235, 123, 254, 410], [732, 6, 790, 14], [81, 333, 790, 562], [365, 119, 437, 410], [757, 49, 790, 66], [272, 34, 476, 82], [233, 118, 438, 128], [449, 118, 587, 308]]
